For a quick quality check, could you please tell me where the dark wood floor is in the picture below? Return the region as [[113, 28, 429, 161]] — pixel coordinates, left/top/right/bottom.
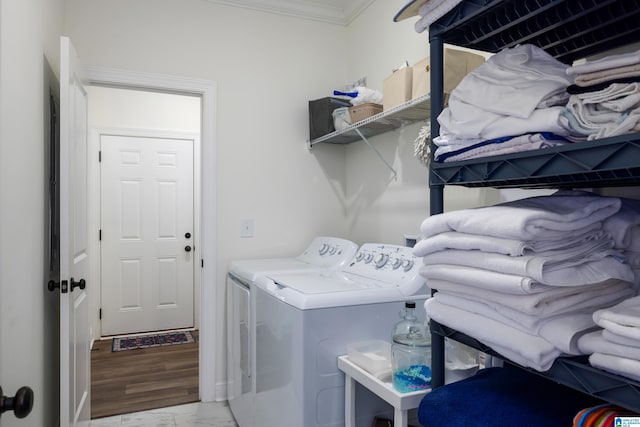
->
[[91, 331, 199, 419]]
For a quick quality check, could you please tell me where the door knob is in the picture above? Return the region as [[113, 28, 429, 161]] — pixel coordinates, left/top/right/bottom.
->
[[185, 245, 192, 252], [70, 278, 85, 292], [0, 386, 34, 419], [47, 280, 68, 293]]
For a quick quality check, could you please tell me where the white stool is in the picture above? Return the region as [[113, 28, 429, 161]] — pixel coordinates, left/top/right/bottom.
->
[[337, 355, 430, 427]]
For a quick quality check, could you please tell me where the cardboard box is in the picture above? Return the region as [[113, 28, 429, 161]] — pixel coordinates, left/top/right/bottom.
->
[[383, 67, 413, 111], [349, 103, 383, 123], [412, 49, 486, 99]]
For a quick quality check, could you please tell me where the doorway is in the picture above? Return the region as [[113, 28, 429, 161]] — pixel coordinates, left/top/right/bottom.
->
[[85, 67, 218, 404]]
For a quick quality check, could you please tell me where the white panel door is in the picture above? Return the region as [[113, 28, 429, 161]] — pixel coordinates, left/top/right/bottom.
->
[[59, 36, 91, 427], [100, 134, 194, 336]]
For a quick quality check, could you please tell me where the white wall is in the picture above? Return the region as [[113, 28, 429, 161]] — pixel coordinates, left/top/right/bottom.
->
[[0, 0, 64, 425], [86, 86, 201, 340], [64, 0, 352, 396], [343, 0, 500, 245]]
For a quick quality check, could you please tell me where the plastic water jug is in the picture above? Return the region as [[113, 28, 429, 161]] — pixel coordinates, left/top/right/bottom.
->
[[391, 301, 431, 393]]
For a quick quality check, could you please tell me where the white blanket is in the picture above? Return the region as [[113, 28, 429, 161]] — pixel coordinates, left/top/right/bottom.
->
[[420, 247, 633, 287], [425, 298, 561, 371], [588, 352, 640, 382], [412, 227, 605, 257], [593, 295, 640, 340], [418, 192, 621, 241], [578, 330, 640, 360], [451, 44, 571, 119], [427, 278, 634, 317]]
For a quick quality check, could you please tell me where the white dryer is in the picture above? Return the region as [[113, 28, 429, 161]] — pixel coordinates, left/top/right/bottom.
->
[[252, 243, 430, 427], [226, 236, 358, 427]]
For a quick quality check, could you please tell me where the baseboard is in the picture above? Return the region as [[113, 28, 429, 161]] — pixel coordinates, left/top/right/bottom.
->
[[215, 381, 228, 402]]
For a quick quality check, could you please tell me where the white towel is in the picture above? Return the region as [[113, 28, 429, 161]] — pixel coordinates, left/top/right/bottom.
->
[[573, 82, 640, 104], [434, 133, 568, 163], [451, 44, 571, 119], [420, 248, 633, 287], [421, 264, 550, 294], [433, 292, 597, 354], [438, 98, 570, 140], [602, 198, 640, 250], [593, 295, 640, 340], [578, 330, 640, 360], [412, 228, 605, 257], [419, 191, 621, 241], [588, 352, 640, 382], [575, 64, 640, 87], [425, 297, 561, 371], [567, 48, 640, 76], [414, 0, 463, 33], [603, 329, 640, 348], [427, 278, 634, 317]]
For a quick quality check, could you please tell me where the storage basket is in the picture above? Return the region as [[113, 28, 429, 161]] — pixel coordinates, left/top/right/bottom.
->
[[349, 103, 383, 123]]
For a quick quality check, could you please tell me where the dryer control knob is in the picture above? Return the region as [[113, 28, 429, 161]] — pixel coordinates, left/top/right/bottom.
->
[[364, 253, 374, 263], [355, 252, 365, 262], [402, 259, 414, 272], [318, 244, 329, 255], [374, 253, 389, 268], [391, 257, 402, 269], [328, 246, 337, 255]]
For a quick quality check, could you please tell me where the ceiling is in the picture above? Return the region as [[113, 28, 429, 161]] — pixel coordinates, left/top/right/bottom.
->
[[203, 0, 376, 25]]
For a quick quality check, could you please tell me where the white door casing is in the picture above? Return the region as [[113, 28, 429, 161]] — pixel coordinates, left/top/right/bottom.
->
[[59, 36, 91, 427], [84, 66, 217, 401], [100, 134, 195, 336]]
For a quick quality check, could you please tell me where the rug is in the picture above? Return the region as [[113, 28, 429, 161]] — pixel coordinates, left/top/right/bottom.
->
[[111, 330, 196, 352]]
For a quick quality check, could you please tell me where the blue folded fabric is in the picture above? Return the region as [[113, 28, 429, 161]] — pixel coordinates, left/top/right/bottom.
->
[[418, 366, 603, 427]]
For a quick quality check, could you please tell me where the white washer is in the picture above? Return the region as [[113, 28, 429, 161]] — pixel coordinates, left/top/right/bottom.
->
[[226, 236, 358, 427], [253, 243, 430, 427]]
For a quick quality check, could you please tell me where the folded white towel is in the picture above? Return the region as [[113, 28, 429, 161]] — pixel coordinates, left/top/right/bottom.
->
[[412, 227, 605, 257], [578, 330, 640, 359], [427, 278, 634, 317], [434, 133, 568, 163], [592, 108, 640, 141], [574, 82, 640, 104], [420, 247, 633, 287], [602, 198, 640, 250], [588, 352, 640, 382], [593, 295, 640, 340], [567, 48, 640, 76], [603, 329, 640, 348], [439, 97, 569, 140], [575, 64, 640, 87], [414, 0, 463, 33], [433, 292, 597, 354], [425, 297, 561, 371], [421, 264, 549, 294], [419, 191, 621, 241], [451, 44, 571, 119]]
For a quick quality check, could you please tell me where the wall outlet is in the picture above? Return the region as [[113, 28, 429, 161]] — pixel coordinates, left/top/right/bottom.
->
[[240, 219, 254, 238]]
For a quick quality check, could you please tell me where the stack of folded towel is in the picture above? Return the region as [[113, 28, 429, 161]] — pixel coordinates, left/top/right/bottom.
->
[[434, 44, 577, 162], [577, 296, 640, 382], [561, 48, 640, 141], [414, 190, 638, 371]]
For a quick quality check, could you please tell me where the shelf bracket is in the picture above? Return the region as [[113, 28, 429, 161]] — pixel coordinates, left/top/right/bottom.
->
[[354, 128, 397, 179]]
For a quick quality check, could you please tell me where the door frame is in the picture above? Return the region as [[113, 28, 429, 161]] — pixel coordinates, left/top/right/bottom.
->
[[96, 128, 201, 335], [85, 66, 218, 402]]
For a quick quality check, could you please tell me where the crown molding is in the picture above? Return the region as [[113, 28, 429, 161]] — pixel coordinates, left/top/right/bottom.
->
[[203, 0, 374, 25]]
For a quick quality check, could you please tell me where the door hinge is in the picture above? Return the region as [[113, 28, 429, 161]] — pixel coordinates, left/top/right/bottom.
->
[[201, 259, 204, 268], [99, 308, 102, 319], [98, 150, 102, 162], [99, 229, 102, 241]]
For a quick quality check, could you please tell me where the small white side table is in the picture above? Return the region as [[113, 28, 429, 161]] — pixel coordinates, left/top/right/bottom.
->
[[337, 355, 430, 427]]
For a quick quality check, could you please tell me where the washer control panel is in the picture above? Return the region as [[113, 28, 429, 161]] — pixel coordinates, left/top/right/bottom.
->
[[347, 243, 422, 288], [297, 236, 358, 269]]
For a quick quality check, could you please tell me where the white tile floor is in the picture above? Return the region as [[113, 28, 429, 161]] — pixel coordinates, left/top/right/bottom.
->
[[89, 401, 238, 427]]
